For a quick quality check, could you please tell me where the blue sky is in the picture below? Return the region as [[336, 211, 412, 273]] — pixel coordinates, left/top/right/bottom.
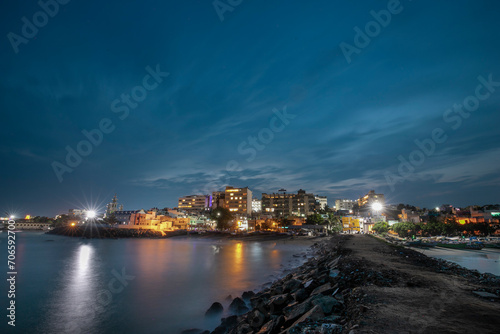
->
[[1, 0, 499, 216]]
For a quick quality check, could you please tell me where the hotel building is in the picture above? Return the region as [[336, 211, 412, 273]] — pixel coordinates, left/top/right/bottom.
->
[[261, 189, 317, 217]]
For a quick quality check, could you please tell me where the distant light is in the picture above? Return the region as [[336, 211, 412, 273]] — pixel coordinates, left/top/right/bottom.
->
[[10, 215, 15, 219], [87, 211, 96, 219], [25, 215, 31, 220], [71, 223, 76, 226], [435, 207, 440, 211], [372, 202, 383, 211]]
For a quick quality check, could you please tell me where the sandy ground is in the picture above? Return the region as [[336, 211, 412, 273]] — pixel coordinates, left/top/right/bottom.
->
[[340, 234, 500, 334]]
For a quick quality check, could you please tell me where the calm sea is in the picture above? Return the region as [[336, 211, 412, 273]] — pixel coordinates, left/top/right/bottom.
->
[[0, 231, 312, 334]]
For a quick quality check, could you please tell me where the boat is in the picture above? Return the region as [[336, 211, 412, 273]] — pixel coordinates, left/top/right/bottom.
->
[[406, 240, 437, 248]]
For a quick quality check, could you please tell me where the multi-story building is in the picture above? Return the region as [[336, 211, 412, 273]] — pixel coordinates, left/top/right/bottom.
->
[[261, 189, 317, 217], [224, 186, 252, 215], [212, 191, 226, 209], [315, 196, 328, 210], [178, 195, 211, 214], [358, 190, 385, 209], [114, 210, 142, 224], [68, 209, 86, 217], [335, 199, 356, 211], [252, 198, 262, 212]]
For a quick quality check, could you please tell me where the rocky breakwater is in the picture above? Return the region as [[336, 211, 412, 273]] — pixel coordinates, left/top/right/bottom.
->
[[198, 237, 349, 334]]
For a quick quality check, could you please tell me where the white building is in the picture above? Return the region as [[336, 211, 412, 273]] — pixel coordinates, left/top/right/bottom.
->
[[335, 199, 356, 211], [252, 199, 262, 212], [315, 196, 328, 210]]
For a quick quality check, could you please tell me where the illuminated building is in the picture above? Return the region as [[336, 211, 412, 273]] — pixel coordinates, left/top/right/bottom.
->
[[358, 190, 385, 208], [224, 186, 252, 215], [178, 195, 211, 214], [335, 199, 356, 211], [261, 189, 317, 217], [252, 198, 262, 212], [315, 196, 328, 210]]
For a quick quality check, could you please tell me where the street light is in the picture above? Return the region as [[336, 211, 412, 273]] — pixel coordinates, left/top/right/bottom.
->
[[86, 210, 96, 219], [372, 202, 383, 212]]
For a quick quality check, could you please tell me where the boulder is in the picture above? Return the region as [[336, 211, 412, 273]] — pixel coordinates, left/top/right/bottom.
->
[[291, 288, 309, 303], [256, 315, 285, 334], [229, 297, 248, 315], [283, 279, 302, 293], [242, 291, 255, 301], [205, 302, 224, 317], [310, 282, 332, 296], [285, 305, 325, 333], [267, 294, 291, 314], [311, 295, 341, 314]]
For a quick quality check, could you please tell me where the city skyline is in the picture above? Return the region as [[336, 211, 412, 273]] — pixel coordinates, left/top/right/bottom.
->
[[1, 1, 500, 216]]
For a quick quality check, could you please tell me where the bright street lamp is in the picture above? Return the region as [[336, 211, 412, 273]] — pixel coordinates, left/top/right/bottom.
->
[[372, 202, 383, 211], [86, 210, 96, 219]]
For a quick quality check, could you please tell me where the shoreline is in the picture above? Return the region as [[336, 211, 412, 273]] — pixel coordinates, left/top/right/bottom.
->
[[190, 234, 499, 334]]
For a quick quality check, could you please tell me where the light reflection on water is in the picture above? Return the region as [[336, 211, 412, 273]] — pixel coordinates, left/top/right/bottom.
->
[[0, 233, 311, 334]]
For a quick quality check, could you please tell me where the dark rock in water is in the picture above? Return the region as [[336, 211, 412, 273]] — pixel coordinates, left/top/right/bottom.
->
[[241, 290, 255, 301], [225, 295, 233, 301], [205, 302, 224, 317], [235, 305, 249, 315], [221, 315, 239, 328], [229, 297, 247, 315]]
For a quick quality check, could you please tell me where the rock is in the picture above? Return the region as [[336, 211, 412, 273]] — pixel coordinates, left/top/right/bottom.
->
[[229, 297, 247, 315], [329, 269, 340, 278], [311, 295, 341, 314], [228, 323, 252, 334], [247, 309, 267, 329], [205, 302, 224, 317], [256, 315, 284, 334], [310, 282, 332, 296], [472, 291, 499, 299], [283, 300, 312, 326], [285, 305, 325, 333], [225, 295, 233, 301], [270, 285, 284, 296], [242, 291, 255, 301], [221, 315, 239, 327], [267, 294, 291, 314], [291, 288, 309, 303], [283, 279, 302, 293], [303, 279, 314, 288]]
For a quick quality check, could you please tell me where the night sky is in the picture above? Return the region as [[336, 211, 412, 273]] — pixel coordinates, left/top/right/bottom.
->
[[1, 0, 499, 216]]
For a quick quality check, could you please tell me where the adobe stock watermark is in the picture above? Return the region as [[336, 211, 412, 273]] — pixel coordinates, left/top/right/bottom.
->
[[7, 0, 71, 54], [213, 0, 244, 22], [51, 64, 169, 182], [385, 74, 500, 191], [201, 105, 295, 194], [64, 267, 135, 333], [339, 0, 410, 64]]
